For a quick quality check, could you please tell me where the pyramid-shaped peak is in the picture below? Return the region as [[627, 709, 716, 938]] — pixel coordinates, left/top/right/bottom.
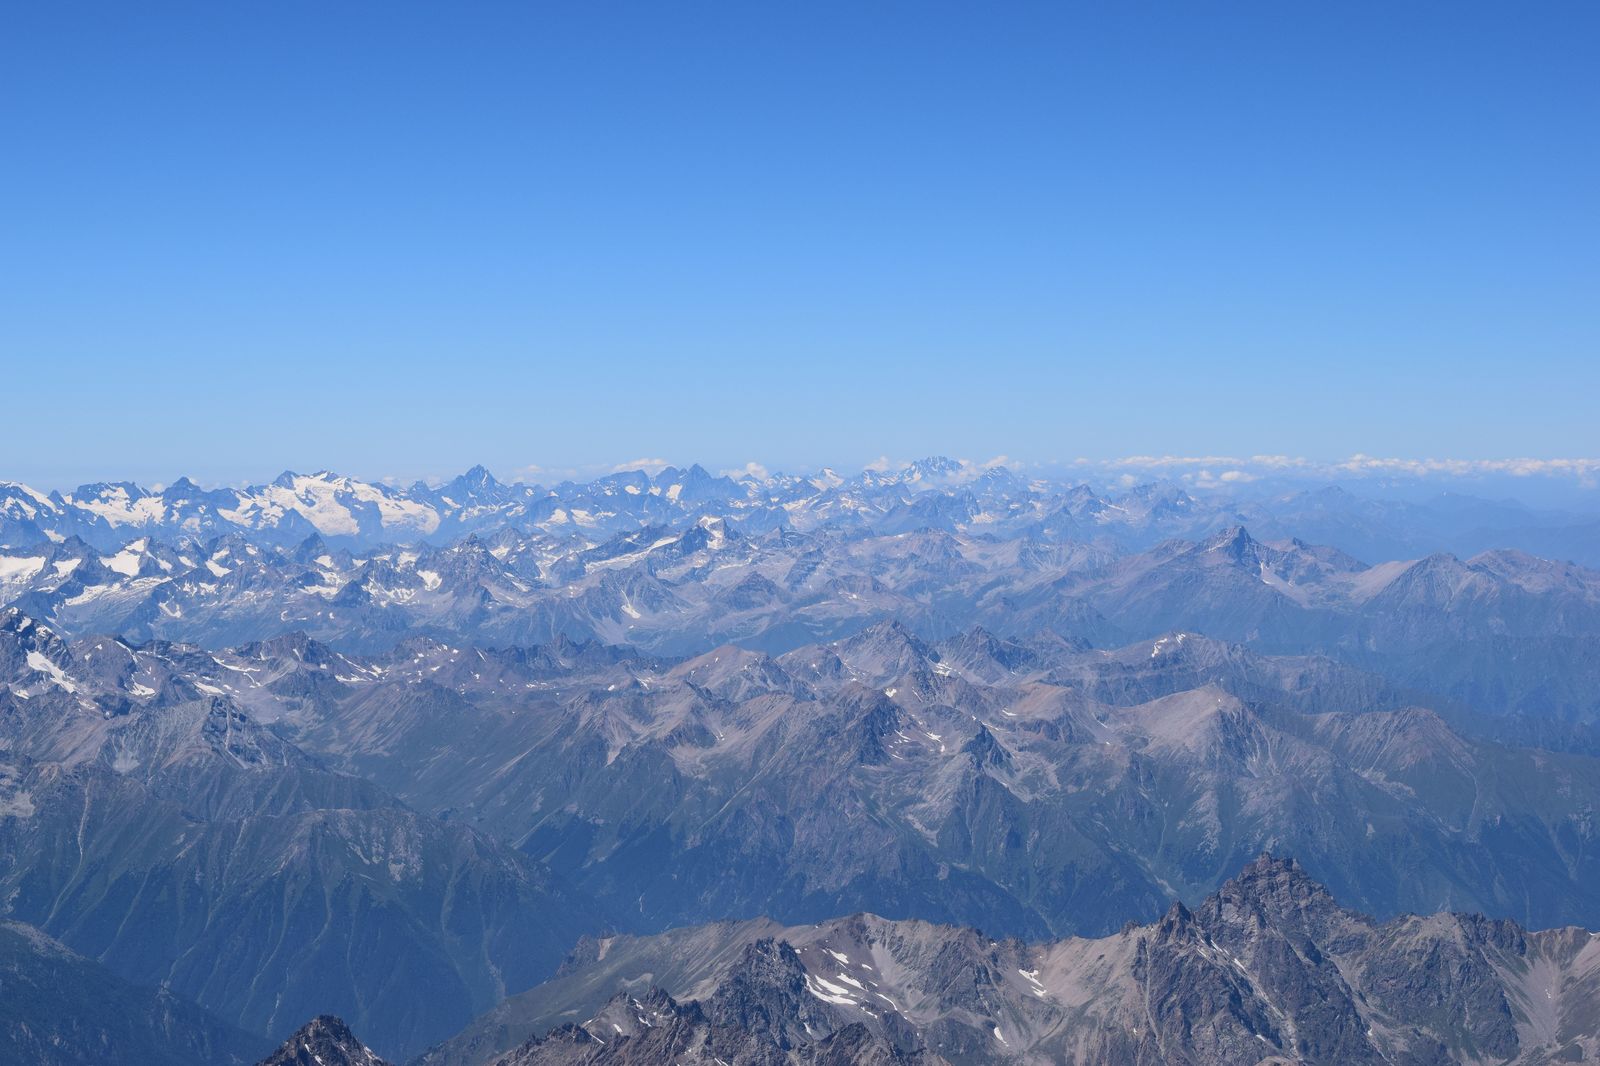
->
[[1203, 853, 1345, 928], [1201, 524, 1263, 561], [454, 464, 501, 491], [256, 1014, 390, 1066], [846, 617, 931, 652]]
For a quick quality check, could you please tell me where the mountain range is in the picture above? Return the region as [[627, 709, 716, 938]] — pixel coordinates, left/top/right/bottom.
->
[[422, 855, 1600, 1066], [6, 501, 1600, 737], [5, 461, 1599, 566], [3, 460, 1599, 1064]]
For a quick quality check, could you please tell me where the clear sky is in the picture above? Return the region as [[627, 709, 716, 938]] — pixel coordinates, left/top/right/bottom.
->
[[2, 2, 1596, 488]]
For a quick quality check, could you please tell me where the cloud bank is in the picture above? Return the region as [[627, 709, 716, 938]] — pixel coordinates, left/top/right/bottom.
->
[[1060, 454, 1600, 490]]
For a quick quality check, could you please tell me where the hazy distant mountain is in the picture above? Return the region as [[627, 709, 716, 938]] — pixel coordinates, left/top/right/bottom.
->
[[421, 856, 1600, 1066], [8, 484, 1600, 728], [0, 919, 269, 1066], [5, 461, 1598, 566]]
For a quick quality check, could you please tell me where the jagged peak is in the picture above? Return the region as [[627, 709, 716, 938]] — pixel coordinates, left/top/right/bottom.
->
[[257, 1014, 390, 1066], [1154, 898, 1200, 940], [0, 607, 65, 651], [844, 616, 930, 651], [1200, 853, 1346, 930], [705, 937, 836, 1050], [1199, 523, 1262, 562], [449, 464, 503, 494]]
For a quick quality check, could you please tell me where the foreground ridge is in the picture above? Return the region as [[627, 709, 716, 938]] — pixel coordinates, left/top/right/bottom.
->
[[422, 855, 1600, 1066]]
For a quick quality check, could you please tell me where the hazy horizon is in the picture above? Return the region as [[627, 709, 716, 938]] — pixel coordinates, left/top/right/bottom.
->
[[9, 451, 1600, 513]]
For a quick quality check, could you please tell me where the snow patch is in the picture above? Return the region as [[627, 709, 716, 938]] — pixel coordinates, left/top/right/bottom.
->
[[26, 651, 76, 692]]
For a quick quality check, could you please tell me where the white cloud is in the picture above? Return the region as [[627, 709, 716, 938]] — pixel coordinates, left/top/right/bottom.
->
[[1104, 455, 1249, 470], [1189, 468, 1258, 489], [505, 463, 588, 484], [611, 458, 671, 474], [1074, 454, 1600, 485], [722, 461, 770, 481], [1331, 455, 1600, 480]]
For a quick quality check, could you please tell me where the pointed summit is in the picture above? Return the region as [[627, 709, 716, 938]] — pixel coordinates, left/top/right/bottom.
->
[[827, 619, 942, 688], [1197, 853, 1350, 942], [454, 464, 500, 493], [705, 938, 836, 1050], [255, 1015, 390, 1066], [1200, 524, 1263, 565]]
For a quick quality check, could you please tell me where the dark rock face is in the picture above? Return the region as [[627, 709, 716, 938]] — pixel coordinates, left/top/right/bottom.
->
[[705, 940, 841, 1049], [256, 1015, 390, 1066], [426, 857, 1600, 1066]]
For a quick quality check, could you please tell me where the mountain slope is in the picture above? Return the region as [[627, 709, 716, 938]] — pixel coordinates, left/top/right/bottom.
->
[[0, 919, 270, 1066]]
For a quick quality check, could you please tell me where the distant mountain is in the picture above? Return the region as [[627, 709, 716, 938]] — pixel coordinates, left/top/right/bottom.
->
[[0, 919, 269, 1066], [8, 502, 1600, 726], [5, 461, 1599, 566], [421, 856, 1600, 1066], [1054, 528, 1600, 721]]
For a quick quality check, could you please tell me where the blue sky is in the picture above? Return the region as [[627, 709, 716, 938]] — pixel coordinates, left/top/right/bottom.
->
[[2, 2, 1596, 489]]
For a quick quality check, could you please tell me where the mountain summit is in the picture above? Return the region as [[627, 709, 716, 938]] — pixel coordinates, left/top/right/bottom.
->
[[256, 1016, 390, 1066]]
